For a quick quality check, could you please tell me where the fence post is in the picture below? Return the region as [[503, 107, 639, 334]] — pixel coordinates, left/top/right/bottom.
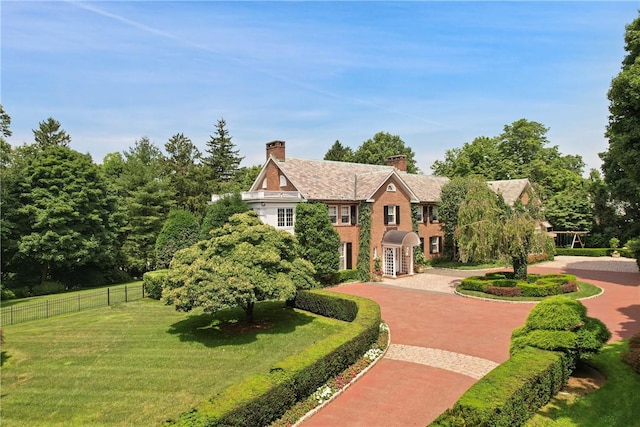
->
[[107, 288, 110, 306], [11, 306, 14, 325], [125, 285, 128, 303], [78, 294, 81, 311], [46, 300, 49, 318]]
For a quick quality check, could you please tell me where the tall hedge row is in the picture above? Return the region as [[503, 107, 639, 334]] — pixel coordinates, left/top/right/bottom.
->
[[169, 290, 381, 426]]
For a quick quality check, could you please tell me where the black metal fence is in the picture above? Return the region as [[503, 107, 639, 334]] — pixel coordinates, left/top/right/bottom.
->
[[1, 284, 146, 326]]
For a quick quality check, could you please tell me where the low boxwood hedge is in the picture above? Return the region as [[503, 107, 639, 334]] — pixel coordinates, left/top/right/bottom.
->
[[459, 273, 577, 298], [430, 347, 570, 427], [169, 290, 381, 427]]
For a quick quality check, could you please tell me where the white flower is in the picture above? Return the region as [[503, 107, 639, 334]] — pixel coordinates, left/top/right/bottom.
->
[[364, 348, 383, 361]]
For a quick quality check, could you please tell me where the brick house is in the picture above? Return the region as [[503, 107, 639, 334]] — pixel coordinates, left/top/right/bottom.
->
[[213, 141, 537, 278]]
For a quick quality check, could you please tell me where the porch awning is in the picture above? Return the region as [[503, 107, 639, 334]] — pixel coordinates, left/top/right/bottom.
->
[[382, 230, 421, 248]]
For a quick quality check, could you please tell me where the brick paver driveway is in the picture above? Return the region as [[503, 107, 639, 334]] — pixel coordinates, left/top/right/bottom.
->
[[302, 256, 639, 427]]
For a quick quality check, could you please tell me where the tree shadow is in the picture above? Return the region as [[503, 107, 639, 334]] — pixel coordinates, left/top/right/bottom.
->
[[618, 304, 640, 339], [167, 301, 316, 348], [1, 350, 10, 366]]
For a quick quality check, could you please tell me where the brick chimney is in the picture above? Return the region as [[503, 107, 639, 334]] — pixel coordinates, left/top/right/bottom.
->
[[386, 155, 407, 172], [266, 140, 285, 161]]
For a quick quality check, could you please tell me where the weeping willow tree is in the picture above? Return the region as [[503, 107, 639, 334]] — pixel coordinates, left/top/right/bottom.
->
[[456, 180, 548, 279], [455, 179, 504, 264]]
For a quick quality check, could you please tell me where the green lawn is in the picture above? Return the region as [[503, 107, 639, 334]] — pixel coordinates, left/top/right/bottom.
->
[[527, 341, 640, 427], [0, 299, 348, 426], [456, 282, 602, 301]]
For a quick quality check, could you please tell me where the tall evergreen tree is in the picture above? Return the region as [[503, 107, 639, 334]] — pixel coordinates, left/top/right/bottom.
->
[[203, 118, 244, 192], [324, 140, 354, 162], [601, 13, 640, 238], [164, 133, 207, 216], [33, 117, 71, 148]]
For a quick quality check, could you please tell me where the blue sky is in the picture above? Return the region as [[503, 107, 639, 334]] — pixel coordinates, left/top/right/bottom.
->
[[2, 1, 638, 174]]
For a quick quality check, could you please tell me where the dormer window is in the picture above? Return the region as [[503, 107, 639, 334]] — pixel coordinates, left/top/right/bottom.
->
[[279, 174, 287, 187], [387, 184, 396, 192]]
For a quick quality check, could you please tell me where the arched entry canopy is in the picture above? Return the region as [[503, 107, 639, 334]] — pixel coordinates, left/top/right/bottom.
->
[[381, 231, 420, 278]]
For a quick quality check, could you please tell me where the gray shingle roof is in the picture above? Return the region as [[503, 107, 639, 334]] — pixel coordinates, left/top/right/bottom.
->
[[486, 179, 531, 206]]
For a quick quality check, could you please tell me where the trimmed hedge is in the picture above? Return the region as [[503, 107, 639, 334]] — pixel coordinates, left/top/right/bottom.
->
[[459, 273, 578, 298], [337, 269, 360, 284], [430, 347, 570, 427], [169, 290, 381, 426], [555, 247, 634, 258], [142, 270, 169, 300]]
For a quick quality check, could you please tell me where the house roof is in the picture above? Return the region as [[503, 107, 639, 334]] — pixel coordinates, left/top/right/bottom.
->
[[253, 156, 534, 205], [486, 179, 531, 206]]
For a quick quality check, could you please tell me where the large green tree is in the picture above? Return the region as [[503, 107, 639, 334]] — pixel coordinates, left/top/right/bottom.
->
[[106, 138, 174, 276], [200, 193, 250, 239], [294, 202, 341, 284], [438, 176, 474, 260], [155, 209, 200, 269], [601, 13, 640, 238], [203, 118, 244, 193], [163, 211, 318, 322], [5, 144, 118, 284], [353, 132, 419, 173]]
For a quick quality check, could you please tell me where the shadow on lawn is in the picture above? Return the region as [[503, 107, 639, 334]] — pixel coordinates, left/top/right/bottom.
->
[[167, 301, 316, 347], [618, 304, 640, 340], [1, 350, 9, 366]]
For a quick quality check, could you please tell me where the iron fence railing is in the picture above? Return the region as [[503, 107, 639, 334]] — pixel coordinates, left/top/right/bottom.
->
[[1, 285, 145, 326]]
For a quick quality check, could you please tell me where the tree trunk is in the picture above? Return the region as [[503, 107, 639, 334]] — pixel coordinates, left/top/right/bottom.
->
[[512, 256, 528, 280], [244, 301, 255, 323], [40, 263, 49, 286]]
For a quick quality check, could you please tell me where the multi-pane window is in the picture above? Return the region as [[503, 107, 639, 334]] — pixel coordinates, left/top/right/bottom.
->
[[277, 208, 294, 227], [430, 236, 441, 254], [384, 205, 398, 225], [328, 205, 338, 224], [341, 206, 350, 224], [430, 206, 439, 222], [415, 207, 423, 223]]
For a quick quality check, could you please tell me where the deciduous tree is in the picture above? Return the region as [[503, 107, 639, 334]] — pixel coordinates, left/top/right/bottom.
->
[[353, 132, 419, 173], [200, 193, 249, 239], [155, 209, 200, 269], [164, 211, 318, 322]]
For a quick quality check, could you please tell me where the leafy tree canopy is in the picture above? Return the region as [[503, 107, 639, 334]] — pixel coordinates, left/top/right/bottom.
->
[[438, 176, 474, 260], [601, 12, 640, 237], [353, 132, 419, 173], [164, 211, 318, 322], [163, 133, 208, 216], [200, 193, 249, 239]]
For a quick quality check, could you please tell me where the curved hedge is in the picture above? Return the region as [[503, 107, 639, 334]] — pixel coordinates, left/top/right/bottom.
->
[[430, 347, 570, 427], [169, 290, 381, 426], [459, 273, 577, 298]]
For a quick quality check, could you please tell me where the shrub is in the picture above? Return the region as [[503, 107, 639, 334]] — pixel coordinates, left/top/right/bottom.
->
[[555, 247, 634, 258], [517, 281, 561, 297], [170, 290, 381, 427], [561, 282, 578, 293], [625, 238, 640, 269], [459, 276, 490, 292], [155, 209, 200, 269], [510, 296, 610, 370], [337, 269, 360, 283], [486, 286, 522, 297], [0, 286, 16, 300], [142, 270, 169, 300], [31, 281, 66, 296], [431, 347, 570, 427], [622, 332, 640, 373]]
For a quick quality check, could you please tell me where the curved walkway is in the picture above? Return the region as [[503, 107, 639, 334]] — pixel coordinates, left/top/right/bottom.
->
[[302, 256, 639, 427]]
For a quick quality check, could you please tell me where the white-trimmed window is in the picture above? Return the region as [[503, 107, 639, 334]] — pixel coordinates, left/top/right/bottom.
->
[[430, 206, 439, 222], [278, 208, 294, 227], [341, 206, 350, 224], [279, 174, 287, 187], [262, 178, 268, 189], [328, 205, 338, 224], [430, 236, 441, 254], [339, 242, 353, 270], [384, 205, 399, 225], [387, 183, 396, 192]]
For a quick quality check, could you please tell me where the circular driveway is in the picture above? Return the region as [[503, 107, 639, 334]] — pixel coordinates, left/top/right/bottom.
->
[[302, 256, 639, 427]]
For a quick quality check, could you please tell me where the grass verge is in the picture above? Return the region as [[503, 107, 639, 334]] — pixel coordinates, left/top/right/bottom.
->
[[527, 341, 640, 427], [0, 299, 347, 426], [456, 282, 602, 302], [0, 282, 141, 308]]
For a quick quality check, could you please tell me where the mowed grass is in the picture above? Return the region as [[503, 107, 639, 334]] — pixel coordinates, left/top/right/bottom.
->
[[0, 282, 142, 308], [527, 341, 640, 427], [0, 299, 348, 426]]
